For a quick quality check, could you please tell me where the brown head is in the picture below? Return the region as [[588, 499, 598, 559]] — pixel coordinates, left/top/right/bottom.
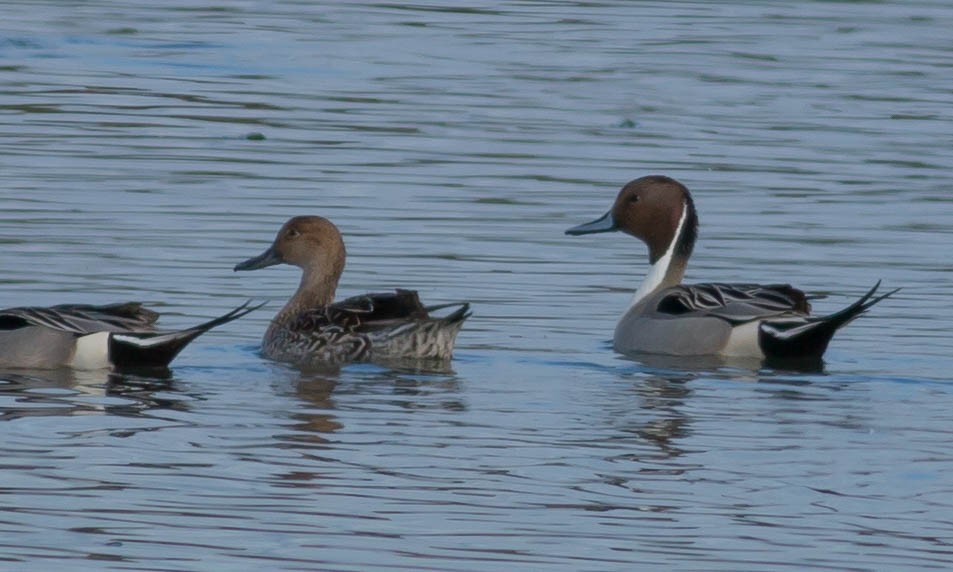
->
[[566, 175, 698, 264], [235, 216, 347, 305]]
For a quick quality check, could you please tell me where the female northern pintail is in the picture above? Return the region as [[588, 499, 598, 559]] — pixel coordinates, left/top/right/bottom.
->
[[0, 300, 261, 370], [566, 175, 896, 364], [234, 216, 470, 367]]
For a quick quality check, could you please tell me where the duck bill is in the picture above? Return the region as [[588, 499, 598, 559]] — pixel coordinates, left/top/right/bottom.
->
[[565, 211, 617, 235], [234, 245, 282, 271]]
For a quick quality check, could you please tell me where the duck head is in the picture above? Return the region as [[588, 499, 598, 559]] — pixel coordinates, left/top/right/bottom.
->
[[566, 175, 697, 264], [235, 216, 347, 307]]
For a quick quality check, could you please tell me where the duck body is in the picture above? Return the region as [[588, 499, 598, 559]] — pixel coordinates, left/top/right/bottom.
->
[[567, 175, 895, 364], [236, 216, 470, 367], [0, 301, 261, 370], [262, 290, 469, 367]]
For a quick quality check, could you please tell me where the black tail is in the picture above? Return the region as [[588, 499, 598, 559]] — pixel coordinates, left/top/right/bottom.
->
[[759, 281, 897, 362], [426, 302, 472, 324], [109, 300, 266, 368]]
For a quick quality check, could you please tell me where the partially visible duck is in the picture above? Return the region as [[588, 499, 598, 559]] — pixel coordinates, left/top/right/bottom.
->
[[566, 175, 896, 364], [234, 216, 470, 367], [0, 300, 262, 370]]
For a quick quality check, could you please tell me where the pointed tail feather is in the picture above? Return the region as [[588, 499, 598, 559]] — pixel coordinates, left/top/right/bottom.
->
[[429, 302, 471, 325], [109, 300, 266, 368], [759, 281, 897, 361]]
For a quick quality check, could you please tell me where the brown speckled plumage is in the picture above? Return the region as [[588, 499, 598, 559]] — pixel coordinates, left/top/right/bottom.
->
[[236, 216, 470, 368]]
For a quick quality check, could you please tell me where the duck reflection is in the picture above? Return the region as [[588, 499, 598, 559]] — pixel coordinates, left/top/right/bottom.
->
[[622, 349, 826, 375], [605, 368, 694, 463], [274, 363, 466, 440], [268, 363, 465, 486], [629, 375, 693, 458], [606, 349, 828, 467], [0, 366, 186, 421], [282, 372, 343, 444], [390, 372, 466, 412]]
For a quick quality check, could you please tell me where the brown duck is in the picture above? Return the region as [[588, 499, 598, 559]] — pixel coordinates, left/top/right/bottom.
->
[[235, 216, 470, 367]]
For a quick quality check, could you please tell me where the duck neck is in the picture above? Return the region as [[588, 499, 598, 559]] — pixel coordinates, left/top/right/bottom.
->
[[629, 200, 695, 309], [275, 267, 339, 324]]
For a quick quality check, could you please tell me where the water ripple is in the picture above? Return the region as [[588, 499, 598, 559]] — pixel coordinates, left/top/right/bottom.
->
[[3, 1, 953, 570]]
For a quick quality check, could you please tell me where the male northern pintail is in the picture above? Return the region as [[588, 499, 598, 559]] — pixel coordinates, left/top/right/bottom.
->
[[566, 175, 896, 364], [234, 216, 470, 367], [0, 300, 262, 370]]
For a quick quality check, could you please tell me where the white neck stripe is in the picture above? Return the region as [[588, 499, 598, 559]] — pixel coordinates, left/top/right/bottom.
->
[[627, 200, 688, 311]]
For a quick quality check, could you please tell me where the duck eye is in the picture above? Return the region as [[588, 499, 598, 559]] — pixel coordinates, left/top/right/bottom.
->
[[286, 228, 300, 239], [628, 195, 640, 204]]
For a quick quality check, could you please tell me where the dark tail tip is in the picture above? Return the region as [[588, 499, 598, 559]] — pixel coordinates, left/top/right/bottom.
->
[[760, 281, 896, 362], [109, 300, 266, 369], [192, 299, 267, 333], [442, 302, 472, 324], [424, 301, 472, 324], [822, 280, 898, 331]]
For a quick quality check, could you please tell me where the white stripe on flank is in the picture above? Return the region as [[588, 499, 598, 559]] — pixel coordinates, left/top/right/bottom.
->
[[69, 331, 112, 370], [627, 201, 689, 311], [760, 320, 815, 340], [721, 321, 764, 358], [113, 331, 183, 348]]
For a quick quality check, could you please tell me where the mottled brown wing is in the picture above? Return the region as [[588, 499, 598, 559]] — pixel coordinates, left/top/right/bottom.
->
[[332, 289, 429, 322], [275, 307, 371, 364], [277, 290, 468, 364]]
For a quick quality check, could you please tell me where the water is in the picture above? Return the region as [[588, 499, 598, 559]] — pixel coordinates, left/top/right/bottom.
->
[[2, 1, 953, 570]]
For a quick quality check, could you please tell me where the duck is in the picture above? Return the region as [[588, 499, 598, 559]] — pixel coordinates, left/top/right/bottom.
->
[[0, 300, 262, 370], [566, 175, 896, 364], [234, 216, 470, 367]]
